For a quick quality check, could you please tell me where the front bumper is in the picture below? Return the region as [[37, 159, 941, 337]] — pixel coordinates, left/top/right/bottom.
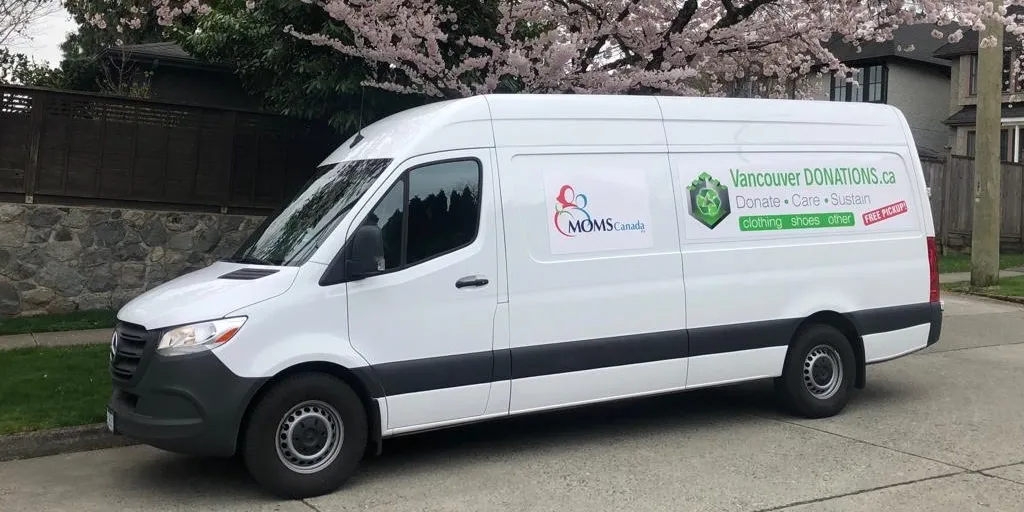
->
[[106, 322, 267, 457]]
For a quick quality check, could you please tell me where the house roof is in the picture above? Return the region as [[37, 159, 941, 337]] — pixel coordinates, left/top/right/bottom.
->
[[943, 103, 1024, 126], [828, 23, 952, 68], [934, 6, 1024, 59], [99, 42, 229, 71]]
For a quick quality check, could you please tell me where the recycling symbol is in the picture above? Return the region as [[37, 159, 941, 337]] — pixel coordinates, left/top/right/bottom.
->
[[687, 172, 731, 229]]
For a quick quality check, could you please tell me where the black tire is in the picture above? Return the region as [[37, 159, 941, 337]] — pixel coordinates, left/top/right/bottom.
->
[[774, 323, 857, 419], [242, 373, 368, 499]]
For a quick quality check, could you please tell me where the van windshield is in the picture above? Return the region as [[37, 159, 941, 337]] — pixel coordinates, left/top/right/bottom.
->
[[229, 158, 392, 267]]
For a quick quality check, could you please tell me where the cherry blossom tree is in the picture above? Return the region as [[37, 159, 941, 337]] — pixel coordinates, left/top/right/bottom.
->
[[0, 0, 63, 48], [77, 0, 1024, 99]]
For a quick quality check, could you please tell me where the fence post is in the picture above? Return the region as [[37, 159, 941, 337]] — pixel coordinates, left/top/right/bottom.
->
[[220, 111, 237, 213], [23, 91, 45, 204], [1019, 163, 1024, 252], [941, 156, 954, 251]]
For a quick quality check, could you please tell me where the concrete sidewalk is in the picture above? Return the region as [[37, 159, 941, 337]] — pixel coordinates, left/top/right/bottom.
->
[[939, 269, 1024, 284], [0, 328, 111, 351]]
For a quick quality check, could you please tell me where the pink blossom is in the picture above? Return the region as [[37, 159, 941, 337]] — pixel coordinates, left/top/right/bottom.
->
[[77, 0, 1024, 99]]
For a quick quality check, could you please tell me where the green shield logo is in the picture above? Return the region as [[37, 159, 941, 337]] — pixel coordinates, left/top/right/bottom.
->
[[687, 172, 731, 229]]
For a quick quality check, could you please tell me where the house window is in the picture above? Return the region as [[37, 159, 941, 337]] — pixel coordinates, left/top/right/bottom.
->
[[830, 64, 887, 103], [969, 55, 978, 95], [966, 126, 1021, 162], [968, 52, 1020, 94], [1004, 52, 1013, 92]]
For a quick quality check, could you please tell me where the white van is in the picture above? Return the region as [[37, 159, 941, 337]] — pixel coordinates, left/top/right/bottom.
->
[[106, 94, 943, 499]]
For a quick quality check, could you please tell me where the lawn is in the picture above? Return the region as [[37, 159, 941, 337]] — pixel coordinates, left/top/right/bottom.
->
[[0, 345, 110, 435], [0, 310, 117, 336], [944, 275, 1024, 298], [938, 253, 1024, 274]]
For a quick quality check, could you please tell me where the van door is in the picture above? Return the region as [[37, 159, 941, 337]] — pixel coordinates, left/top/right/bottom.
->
[[497, 148, 688, 413], [345, 150, 501, 431]]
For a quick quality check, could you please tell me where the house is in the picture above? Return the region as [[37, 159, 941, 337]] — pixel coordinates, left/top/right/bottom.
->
[[97, 42, 259, 110], [934, 18, 1024, 162], [811, 24, 953, 160]]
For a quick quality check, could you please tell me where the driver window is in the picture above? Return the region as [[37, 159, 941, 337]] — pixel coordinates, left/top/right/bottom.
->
[[356, 158, 481, 273]]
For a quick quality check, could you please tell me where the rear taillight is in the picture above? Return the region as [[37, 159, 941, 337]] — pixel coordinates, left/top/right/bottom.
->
[[927, 236, 940, 302]]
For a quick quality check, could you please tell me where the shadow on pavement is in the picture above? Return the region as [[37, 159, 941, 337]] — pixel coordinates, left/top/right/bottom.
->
[[117, 377, 920, 500]]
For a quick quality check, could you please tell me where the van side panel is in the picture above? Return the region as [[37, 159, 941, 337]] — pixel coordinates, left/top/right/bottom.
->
[[666, 145, 930, 384], [494, 144, 688, 414]]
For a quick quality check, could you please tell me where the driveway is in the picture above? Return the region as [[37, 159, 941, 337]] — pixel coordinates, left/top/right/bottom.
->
[[1, 293, 1023, 512]]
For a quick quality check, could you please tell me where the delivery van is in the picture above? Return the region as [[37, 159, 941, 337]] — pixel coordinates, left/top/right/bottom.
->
[[106, 94, 943, 499]]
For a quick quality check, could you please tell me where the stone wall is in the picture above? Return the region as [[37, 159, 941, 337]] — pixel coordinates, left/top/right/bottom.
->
[[0, 203, 265, 317]]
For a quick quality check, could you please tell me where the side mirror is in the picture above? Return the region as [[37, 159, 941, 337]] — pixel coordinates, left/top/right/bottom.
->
[[346, 224, 385, 280]]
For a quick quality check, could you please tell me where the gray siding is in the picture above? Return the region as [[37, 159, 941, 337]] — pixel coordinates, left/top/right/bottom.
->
[[804, 60, 951, 156], [884, 60, 951, 156]]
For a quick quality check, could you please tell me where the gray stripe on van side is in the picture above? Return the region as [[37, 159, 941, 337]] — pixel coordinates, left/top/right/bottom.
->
[[358, 302, 938, 398]]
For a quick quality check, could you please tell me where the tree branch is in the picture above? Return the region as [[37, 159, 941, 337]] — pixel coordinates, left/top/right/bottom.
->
[[577, 0, 642, 72], [646, 0, 699, 71], [711, 0, 776, 32]]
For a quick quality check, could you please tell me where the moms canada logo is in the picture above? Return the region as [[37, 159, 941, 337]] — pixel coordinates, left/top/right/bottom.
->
[[687, 172, 731, 229], [552, 184, 646, 237]]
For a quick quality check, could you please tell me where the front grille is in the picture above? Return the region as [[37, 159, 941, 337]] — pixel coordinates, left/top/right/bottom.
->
[[110, 322, 154, 383]]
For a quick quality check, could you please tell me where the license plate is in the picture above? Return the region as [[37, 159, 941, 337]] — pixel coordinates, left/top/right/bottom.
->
[[106, 409, 115, 433]]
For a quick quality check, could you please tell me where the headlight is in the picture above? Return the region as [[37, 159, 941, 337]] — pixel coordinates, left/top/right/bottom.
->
[[157, 317, 246, 356]]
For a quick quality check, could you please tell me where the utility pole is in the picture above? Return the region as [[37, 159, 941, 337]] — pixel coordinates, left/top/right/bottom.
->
[[972, 0, 1004, 288]]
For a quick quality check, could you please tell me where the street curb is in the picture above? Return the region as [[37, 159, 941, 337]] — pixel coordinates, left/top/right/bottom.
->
[[0, 424, 138, 463], [963, 291, 1024, 305], [0, 329, 111, 352], [944, 289, 1024, 305]]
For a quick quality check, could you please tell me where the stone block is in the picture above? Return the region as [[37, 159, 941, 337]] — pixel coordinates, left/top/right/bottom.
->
[[38, 262, 84, 296], [26, 206, 64, 227], [0, 204, 25, 222], [0, 278, 20, 316], [22, 287, 55, 306], [0, 222, 26, 248]]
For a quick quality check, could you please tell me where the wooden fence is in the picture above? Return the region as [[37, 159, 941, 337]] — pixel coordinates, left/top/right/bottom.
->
[[0, 85, 342, 213], [930, 155, 1024, 253]]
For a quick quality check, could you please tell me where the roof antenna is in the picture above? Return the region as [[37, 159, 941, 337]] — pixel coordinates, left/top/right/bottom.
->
[[350, 85, 366, 148]]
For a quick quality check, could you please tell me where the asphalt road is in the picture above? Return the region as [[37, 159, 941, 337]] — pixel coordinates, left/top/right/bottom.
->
[[2, 293, 1023, 512]]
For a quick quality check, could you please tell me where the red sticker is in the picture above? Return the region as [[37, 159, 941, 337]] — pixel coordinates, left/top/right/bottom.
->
[[862, 200, 908, 226]]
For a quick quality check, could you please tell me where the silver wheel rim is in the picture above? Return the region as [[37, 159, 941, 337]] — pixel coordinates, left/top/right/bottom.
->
[[275, 400, 344, 474], [803, 344, 843, 400]]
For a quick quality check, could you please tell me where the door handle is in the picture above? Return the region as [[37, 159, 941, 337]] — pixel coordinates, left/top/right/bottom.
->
[[455, 276, 489, 289]]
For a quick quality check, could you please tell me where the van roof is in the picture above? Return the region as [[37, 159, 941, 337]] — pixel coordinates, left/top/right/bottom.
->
[[319, 94, 907, 166]]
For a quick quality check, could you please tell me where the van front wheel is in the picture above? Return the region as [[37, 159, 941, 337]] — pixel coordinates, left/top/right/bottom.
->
[[775, 323, 856, 419], [242, 373, 367, 499]]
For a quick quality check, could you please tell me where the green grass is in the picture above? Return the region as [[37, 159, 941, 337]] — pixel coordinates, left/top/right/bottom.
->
[[938, 253, 1024, 274], [0, 310, 117, 336], [0, 344, 110, 435], [944, 275, 1024, 297]]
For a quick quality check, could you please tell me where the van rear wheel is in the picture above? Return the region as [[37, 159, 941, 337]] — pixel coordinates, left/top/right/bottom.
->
[[242, 373, 367, 499], [775, 323, 856, 419]]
